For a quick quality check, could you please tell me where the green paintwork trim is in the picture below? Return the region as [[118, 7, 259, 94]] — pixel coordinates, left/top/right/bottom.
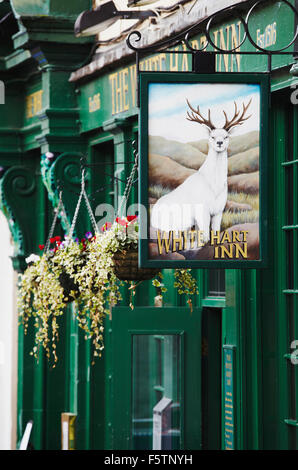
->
[[272, 96, 291, 449], [3, 49, 31, 70], [139, 71, 270, 269], [202, 297, 226, 308], [69, 305, 79, 415], [11, 0, 92, 17]]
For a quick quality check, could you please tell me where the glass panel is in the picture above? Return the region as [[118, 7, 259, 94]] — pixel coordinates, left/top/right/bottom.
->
[[132, 335, 181, 450], [208, 269, 225, 297]]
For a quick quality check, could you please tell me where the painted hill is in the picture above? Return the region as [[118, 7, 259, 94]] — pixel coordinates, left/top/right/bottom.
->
[[228, 147, 259, 176], [149, 136, 206, 170], [228, 171, 259, 194], [149, 153, 195, 189], [148, 131, 260, 225], [149, 131, 259, 177]]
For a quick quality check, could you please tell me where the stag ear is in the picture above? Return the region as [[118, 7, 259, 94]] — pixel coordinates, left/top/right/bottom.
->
[[202, 125, 212, 136], [226, 125, 238, 135]]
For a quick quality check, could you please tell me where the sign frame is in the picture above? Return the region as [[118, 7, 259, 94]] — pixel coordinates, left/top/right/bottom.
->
[[139, 71, 269, 269]]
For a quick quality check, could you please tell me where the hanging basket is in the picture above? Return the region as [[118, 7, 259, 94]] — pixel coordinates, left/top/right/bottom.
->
[[58, 270, 80, 301], [113, 247, 159, 282]]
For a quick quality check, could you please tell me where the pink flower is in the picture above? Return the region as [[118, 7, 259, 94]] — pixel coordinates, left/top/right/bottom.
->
[[116, 217, 128, 227]]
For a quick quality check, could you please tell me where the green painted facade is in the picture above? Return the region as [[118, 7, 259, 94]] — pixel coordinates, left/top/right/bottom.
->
[[0, 0, 298, 450]]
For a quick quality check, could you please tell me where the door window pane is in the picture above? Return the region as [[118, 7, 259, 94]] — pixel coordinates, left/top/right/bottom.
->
[[208, 269, 225, 297], [132, 335, 181, 450]]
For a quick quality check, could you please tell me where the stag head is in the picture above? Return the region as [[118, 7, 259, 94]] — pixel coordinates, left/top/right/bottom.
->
[[186, 98, 252, 153]]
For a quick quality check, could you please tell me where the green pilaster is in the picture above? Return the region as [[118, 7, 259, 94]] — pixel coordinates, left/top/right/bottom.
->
[[0, 165, 39, 269], [102, 118, 133, 214]]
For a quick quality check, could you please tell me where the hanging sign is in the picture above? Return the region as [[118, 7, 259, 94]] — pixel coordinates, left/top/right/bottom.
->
[[138, 72, 269, 268]]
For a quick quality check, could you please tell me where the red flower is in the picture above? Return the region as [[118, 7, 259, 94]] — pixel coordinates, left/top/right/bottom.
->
[[116, 217, 128, 227], [50, 237, 56, 244], [55, 236, 61, 242], [39, 244, 45, 250]]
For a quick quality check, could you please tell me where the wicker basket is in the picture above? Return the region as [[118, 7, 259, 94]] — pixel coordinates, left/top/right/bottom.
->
[[113, 248, 159, 281], [58, 271, 80, 301]]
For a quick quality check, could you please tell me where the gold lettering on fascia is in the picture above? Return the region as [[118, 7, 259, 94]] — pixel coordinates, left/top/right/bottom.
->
[[213, 21, 242, 72], [26, 90, 43, 119], [89, 93, 101, 113], [256, 22, 277, 49], [109, 53, 167, 115], [109, 67, 135, 115]]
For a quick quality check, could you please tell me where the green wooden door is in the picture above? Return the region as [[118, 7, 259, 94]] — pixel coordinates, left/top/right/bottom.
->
[[109, 306, 202, 450]]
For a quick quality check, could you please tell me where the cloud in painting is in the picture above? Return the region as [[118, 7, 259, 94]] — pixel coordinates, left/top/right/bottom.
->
[[148, 83, 260, 143]]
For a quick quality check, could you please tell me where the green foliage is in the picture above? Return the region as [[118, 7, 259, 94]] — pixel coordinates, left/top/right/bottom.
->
[[18, 217, 199, 365]]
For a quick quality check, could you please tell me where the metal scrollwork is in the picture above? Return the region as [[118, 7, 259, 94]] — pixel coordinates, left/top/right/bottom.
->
[[41, 152, 90, 238], [127, 0, 298, 57]]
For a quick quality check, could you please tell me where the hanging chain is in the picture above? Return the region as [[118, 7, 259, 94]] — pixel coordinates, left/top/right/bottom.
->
[[83, 187, 98, 234], [68, 168, 98, 240], [60, 197, 71, 232], [45, 191, 63, 253]]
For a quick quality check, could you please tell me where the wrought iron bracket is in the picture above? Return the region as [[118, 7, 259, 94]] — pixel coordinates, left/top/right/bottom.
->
[[126, 0, 298, 106]]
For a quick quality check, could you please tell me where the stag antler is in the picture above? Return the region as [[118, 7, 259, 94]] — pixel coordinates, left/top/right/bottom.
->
[[186, 99, 216, 130], [223, 99, 252, 132]]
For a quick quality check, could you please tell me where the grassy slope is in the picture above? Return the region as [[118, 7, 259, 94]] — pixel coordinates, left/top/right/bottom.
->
[[148, 131, 260, 232]]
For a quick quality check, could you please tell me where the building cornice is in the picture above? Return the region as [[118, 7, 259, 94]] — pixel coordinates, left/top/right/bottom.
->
[[69, 0, 249, 83]]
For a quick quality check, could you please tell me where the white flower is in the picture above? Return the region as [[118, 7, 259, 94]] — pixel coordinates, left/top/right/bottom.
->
[[116, 231, 126, 242], [127, 223, 138, 241], [25, 254, 40, 264]]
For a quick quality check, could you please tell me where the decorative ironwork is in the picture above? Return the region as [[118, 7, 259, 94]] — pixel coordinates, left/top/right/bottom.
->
[[127, 0, 298, 58]]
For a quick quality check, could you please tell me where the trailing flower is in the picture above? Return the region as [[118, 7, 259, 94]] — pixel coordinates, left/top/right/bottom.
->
[[173, 269, 199, 313], [18, 215, 199, 365]]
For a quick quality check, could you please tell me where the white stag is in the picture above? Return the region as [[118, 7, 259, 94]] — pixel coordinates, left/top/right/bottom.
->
[[151, 98, 252, 245]]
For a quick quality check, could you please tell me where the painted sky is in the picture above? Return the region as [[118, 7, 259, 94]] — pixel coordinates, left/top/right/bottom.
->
[[148, 82, 260, 143]]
